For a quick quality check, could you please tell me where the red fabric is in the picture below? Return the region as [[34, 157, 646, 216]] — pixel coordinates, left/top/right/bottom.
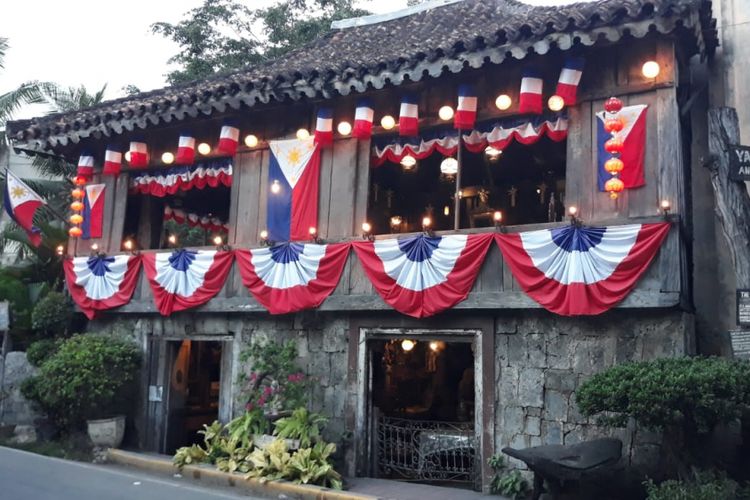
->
[[77, 166, 94, 177], [218, 138, 238, 156], [620, 107, 648, 189], [142, 251, 234, 316], [176, 146, 195, 165], [64, 255, 142, 319], [129, 171, 232, 197], [290, 147, 321, 241], [102, 161, 121, 176], [235, 243, 350, 315], [556, 83, 578, 106], [12, 200, 43, 247], [494, 223, 670, 316], [519, 92, 542, 115], [352, 233, 493, 318], [314, 130, 333, 147], [399, 116, 419, 137], [129, 151, 148, 169], [353, 120, 372, 139], [463, 123, 568, 154], [454, 110, 476, 130]]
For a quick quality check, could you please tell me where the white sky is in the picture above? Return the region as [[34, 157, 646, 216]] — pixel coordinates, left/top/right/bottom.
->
[[0, 0, 580, 120]]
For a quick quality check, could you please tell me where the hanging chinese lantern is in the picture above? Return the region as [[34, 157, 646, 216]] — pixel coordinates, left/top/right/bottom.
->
[[603, 117, 624, 133], [604, 177, 624, 199], [70, 201, 84, 212], [71, 188, 84, 199], [68, 227, 83, 238], [604, 138, 624, 154], [602, 96, 626, 201], [604, 97, 623, 113], [604, 158, 624, 174], [70, 214, 84, 225], [73, 175, 88, 186]]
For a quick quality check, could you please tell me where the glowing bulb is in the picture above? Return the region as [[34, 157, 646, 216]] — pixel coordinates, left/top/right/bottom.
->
[[642, 61, 660, 79], [493, 211, 503, 223], [91, 243, 99, 251], [485, 146, 502, 159], [260, 230, 269, 240], [548, 95, 565, 112], [495, 94, 512, 110], [440, 157, 458, 175], [271, 180, 281, 194], [168, 234, 177, 245], [197, 143, 211, 155], [123, 239, 134, 251], [68, 227, 82, 238], [568, 206, 578, 216], [244, 134, 259, 148], [70, 201, 84, 212], [71, 188, 84, 199], [55, 245, 64, 256], [309, 226, 317, 236], [401, 339, 415, 352], [443, 205, 450, 216], [429, 341, 440, 352], [661, 200, 671, 212], [69, 214, 83, 225], [380, 115, 396, 130], [296, 128, 310, 140], [337, 121, 352, 136], [400, 155, 417, 170], [361, 221, 372, 233], [422, 216, 432, 228], [73, 175, 87, 186], [438, 105, 454, 121], [213, 235, 223, 246], [390, 216, 402, 229], [161, 152, 174, 164], [124, 151, 132, 162]]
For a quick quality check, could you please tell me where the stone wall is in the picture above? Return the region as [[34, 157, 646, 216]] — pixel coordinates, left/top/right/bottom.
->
[[0, 352, 39, 426]]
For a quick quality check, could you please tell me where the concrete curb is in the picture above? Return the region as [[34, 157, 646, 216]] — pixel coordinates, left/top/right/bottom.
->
[[107, 448, 379, 500]]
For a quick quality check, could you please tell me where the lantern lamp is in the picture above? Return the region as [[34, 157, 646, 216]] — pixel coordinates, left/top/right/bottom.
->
[[422, 216, 432, 230], [260, 229, 269, 240], [495, 94, 512, 111], [124, 151, 132, 162], [401, 339, 415, 352], [568, 205, 578, 217], [604, 117, 624, 133], [71, 188, 84, 199], [309, 226, 317, 237], [69, 214, 83, 225], [244, 134, 259, 148], [443, 205, 450, 216], [438, 105, 454, 121], [604, 158, 624, 174], [548, 95, 565, 112], [642, 61, 660, 79], [68, 227, 83, 238], [296, 128, 310, 140], [123, 239, 134, 251], [168, 234, 178, 245], [660, 199, 671, 215], [604, 97, 623, 113], [485, 146, 502, 160], [440, 157, 458, 176], [70, 201, 84, 212], [337, 121, 352, 136], [91, 243, 99, 251], [161, 152, 174, 164], [197, 143, 211, 155], [361, 221, 373, 241], [604, 138, 624, 154], [380, 115, 396, 130], [213, 235, 223, 246], [493, 211, 503, 223], [73, 176, 87, 186], [605, 177, 625, 199]]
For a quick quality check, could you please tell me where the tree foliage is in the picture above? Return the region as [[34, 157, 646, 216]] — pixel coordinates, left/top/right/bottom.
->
[[152, 0, 369, 86]]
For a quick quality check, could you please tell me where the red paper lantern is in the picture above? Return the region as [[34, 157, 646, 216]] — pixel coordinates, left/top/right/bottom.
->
[[604, 97, 623, 113], [71, 188, 84, 199], [69, 214, 83, 225], [604, 157, 624, 174], [604, 177, 625, 199], [604, 138, 624, 154], [604, 117, 624, 133], [70, 201, 84, 212], [68, 227, 83, 238], [73, 175, 87, 186]]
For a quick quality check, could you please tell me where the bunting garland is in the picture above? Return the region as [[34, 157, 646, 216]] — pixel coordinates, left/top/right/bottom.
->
[[64, 254, 142, 319], [129, 159, 232, 197], [163, 205, 228, 233]]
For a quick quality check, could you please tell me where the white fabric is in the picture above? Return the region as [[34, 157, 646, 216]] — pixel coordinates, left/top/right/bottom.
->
[[73, 255, 130, 300], [316, 117, 333, 132], [130, 163, 232, 189], [520, 225, 641, 285], [105, 150, 122, 163], [85, 184, 105, 206], [457, 96, 478, 111], [154, 250, 216, 296], [400, 102, 418, 118], [520, 77, 543, 94], [355, 107, 374, 121], [374, 235, 468, 291], [558, 68, 583, 86], [373, 135, 459, 159], [78, 156, 94, 167], [129, 142, 147, 153], [595, 105, 648, 141], [251, 244, 326, 289], [220, 126, 240, 141], [4, 170, 45, 210], [269, 137, 316, 189], [179, 136, 196, 148], [463, 117, 568, 146]]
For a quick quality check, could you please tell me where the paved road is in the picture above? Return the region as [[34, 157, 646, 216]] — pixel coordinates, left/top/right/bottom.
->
[[0, 446, 264, 500]]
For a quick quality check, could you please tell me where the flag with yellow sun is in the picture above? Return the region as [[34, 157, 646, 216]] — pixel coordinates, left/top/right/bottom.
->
[[3, 169, 46, 246]]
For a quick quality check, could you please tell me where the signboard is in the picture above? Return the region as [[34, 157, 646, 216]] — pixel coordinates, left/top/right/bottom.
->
[[0, 301, 8, 331], [729, 145, 750, 181], [729, 329, 750, 359], [738, 290, 750, 326]]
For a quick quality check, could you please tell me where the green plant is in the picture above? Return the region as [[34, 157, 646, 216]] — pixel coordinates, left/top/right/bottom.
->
[[25, 338, 60, 367], [246, 438, 293, 482], [226, 409, 268, 448], [31, 291, 72, 337], [644, 471, 748, 500], [21, 334, 140, 430], [488, 454, 529, 499], [173, 444, 208, 468], [273, 407, 327, 448], [287, 441, 342, 489], [239, 339, 308, 414]]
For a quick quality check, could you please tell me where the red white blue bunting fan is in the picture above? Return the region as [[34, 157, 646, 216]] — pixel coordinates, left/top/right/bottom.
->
[[353, 233, 493, 318], [143, 249, 233, 315], [64, 255, 142, 319], [236, 242, 350, 315], [495, 223, 669, 316], [130, 159, 232, 197]]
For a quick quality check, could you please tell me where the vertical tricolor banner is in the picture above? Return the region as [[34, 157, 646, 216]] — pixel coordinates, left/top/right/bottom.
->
[[176, 133, 196, 165], [218, 122, 239, 156], [314, 108, 333, 147], [3, 170, 46, 247], [353, 98, 374, 139], [267, 137, 320, 242], [77, 152, 95, 178], [82, 183, 106, 240], [103, 146, 122, 176], [519, 68, 543, 115], [596, 105, 648, 191], [555, 57, 585, 106], [128, 140, 148, 168], [454, 85, 478, 130], [399, 94, 419, 136]]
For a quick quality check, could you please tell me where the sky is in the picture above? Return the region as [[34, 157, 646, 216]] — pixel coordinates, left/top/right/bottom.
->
[[0, 0, 579, 120]]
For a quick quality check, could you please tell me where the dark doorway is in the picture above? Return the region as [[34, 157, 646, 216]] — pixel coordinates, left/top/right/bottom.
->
[[165, 340, 222, 454]]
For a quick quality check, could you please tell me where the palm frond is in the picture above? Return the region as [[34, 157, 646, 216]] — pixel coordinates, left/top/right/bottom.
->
[[42, 84, 107, 114], [30, 154, 75, 179], [0, 81, 58, 123], [0, 38, 8, 70]]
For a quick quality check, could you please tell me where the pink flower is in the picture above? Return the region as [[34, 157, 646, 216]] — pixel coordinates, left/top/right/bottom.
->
[[263, 386, 273, 396], [246, 402, 254, 411], [249, 372, 257, 381]]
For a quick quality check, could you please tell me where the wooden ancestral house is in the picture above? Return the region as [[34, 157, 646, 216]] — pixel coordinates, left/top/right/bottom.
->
[[7, 0, 718, 492]]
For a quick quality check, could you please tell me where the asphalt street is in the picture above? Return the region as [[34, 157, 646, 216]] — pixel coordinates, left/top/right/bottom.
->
[[0, 446, 264, 500]]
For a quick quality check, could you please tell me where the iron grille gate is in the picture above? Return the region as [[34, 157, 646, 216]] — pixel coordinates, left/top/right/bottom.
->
[[376, 416, 479, 487]]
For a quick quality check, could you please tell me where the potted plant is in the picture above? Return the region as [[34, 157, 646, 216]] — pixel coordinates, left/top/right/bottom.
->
[[22, 334, 140, 447]]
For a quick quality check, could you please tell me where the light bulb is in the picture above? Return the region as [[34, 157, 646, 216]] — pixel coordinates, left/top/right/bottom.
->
[[123, 239, 134, 251], [168, 234, 177, 245], [213, 235, 223, 246], [400, 155, 417, 170], [485, 146, 502, 160], [296, 128, 310, 140], [642, 61, 660, 79], [548, 95, 565, 112], [429, 341, 440, 352], [390, 216, 402, 229], [401, 339, 415, 352], [271, 180, 281, 194], [495, 94, 512, 110], [337, 121, 352, 136], [161, 152, 174, 164], [440, 157, 458, 175], [124, 151, 132, 162], [422, 216, 432, 228], [660, 200, 671, 212], [309, 226, 317, 236], [493, 211, 503, 222], [381, 115, 396, 130], [197, 143, 211, 155], [568, 206, 578, 216], [244, 134, 259, 148], [91, 243, 99, 251], [56, 245, 64, 256], [438, 105, 454, 121], [444, 205, 450, 216], [361, 221, 372, 233], [260, 230, 269, 240]]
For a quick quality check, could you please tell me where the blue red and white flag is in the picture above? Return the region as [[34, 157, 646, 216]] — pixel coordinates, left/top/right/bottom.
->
[[267, 137, 320, 242], [82, 183, 105, 240], [495, 223, 669, 316], [64, 254, 141, 319], [176, 133, 196, 165], [236, 242, 350, 314], [454, 85, 478, 130], [519, 68, 543, 115], [129, 140, 148, 168], [399, 95, 419, 136], [314, 108, 333, 147], [555, 57, 585, 106], [352, 233, 493, 318], [143, 249, 233, 316], [596, 104, 648, 191], [103, 146, 123, 176], [353, 98, 374, 139], [218, 122, 239, 156], [77, 151, 95, 178], [3, 170, 45, 247]]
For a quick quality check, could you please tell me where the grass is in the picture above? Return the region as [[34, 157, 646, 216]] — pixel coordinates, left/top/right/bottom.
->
[[0, 433, 93, 462]]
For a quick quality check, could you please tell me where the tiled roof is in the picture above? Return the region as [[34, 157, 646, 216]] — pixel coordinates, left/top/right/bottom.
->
[[7, 0, 717, 150]]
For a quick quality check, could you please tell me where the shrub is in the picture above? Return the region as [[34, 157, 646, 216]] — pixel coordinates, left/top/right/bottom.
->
[[26, 338, 60, 367], [488, 454, 529, 499], [644, 471, 747, 500], [239, 339, 308, 414], [31, 291, 72, 337], [21, 334, 140, 430]]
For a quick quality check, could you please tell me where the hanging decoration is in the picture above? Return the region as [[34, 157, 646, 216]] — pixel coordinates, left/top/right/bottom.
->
[[217, 122, 240, 156], [143, 249, 234, 316], [103, 145, 123, 176], [267, 137, 320, 242], [596, 103, 648, 194], [176, 133, 196, 165], [236, 242, 350, 315], [495, 223, 670, 316], [128, 139, 149, 168], [129, 159, 232, 197], [519, 67, 543, 115], [372, 129, 459, 167], [82, 183, 106, 240], [64, 254, 142, 319], [555, 57, 585, 106], [352, 233, 493, 318], [454, 84, 477, 130], [353, 98, 374, 139], [3, 170, 46, 246], [76, 151, 95, 178], [399, 94, 419, 136], [314, 108, 334, 147], [163, 205, 228, 233]]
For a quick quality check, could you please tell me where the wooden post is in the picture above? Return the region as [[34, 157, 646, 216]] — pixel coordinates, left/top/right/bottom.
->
[[454, 135, 463, 230], [706, 108, 750, 288]]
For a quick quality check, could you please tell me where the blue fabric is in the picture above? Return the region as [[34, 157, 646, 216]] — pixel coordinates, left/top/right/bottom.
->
[[87, 256, 114, 276], [168, 249, 197, 271], [81, 189, 92, 240], [129, 158, 232, 181], [550, 226, 606, 252], [596, 114, 609, 192], [267, 151, 292, 242], [270, 242, 304, 263], [398, 235, 441, 262]]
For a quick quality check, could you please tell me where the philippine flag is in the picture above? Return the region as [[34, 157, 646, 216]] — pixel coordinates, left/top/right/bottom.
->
[[128, 140, 148, 168], [314, 108, 334, 147], [82, 183, 106, 240], [64, 254, 142, 319], [267, 137, 321, 242], [519, 68, 543, 115], [218, 123, 240, 156], [399, 95, 419, 136], [454, 85, 478, 130], [103, 146, 122, 176], [555, 57, 585, 106], [3, 170, 45, 247], [353, 98, 374, 139], [77, 152, 95, 178], [596, 104, 648, 191], [176, 133, 196, 165]]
